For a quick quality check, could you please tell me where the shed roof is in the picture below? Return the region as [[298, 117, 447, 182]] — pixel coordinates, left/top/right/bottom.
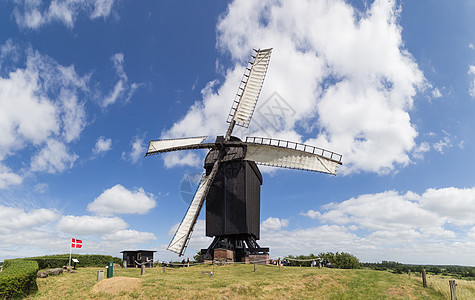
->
[[120, 250, 157, 253]]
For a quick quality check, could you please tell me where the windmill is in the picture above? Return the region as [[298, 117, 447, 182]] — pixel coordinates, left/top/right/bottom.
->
[[146, 48, 342, 262]]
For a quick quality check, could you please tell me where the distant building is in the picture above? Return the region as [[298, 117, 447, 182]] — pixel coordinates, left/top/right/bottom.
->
[[121, 250, 156, 268]]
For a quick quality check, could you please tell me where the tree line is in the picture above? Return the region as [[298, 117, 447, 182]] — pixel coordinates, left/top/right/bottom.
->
[[362, 261, 475, 279]]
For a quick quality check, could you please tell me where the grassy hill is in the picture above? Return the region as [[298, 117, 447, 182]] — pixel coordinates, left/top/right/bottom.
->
[[27, 264, 475, 299]]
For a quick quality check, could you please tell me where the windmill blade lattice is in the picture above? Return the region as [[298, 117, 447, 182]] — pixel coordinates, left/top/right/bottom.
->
[[226, 48, 272, 138], [244, 137, 342, 175], [145, 136, 214, 156], [167, 161, 220, 255]]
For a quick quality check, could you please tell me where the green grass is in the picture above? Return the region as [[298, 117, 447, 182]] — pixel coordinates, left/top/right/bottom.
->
[[26, 264, 474, 299]]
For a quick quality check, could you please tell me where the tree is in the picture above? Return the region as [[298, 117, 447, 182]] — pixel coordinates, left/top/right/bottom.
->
[[193, 251, 201, 262]]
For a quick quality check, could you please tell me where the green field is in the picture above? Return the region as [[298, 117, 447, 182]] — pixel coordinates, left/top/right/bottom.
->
[[27, 264, 475, 299]]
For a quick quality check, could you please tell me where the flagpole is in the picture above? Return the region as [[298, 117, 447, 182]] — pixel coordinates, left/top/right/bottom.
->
[[69, 237, 72, 267]]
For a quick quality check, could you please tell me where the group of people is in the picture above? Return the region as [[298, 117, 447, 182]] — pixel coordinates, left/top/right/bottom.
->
[[161, 257, 190, 268], [311, 258, 332, 268], [268, 259, 290, 266]]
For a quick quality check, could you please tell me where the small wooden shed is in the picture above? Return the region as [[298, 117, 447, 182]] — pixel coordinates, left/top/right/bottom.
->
[[121, 250, 156, 268]]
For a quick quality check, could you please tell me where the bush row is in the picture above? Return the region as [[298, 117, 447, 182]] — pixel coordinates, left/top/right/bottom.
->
[[0, 259, 39, 299], [0, 254, 121, 298], [29, 254, 122, 269], [285, 252, 361, 269]]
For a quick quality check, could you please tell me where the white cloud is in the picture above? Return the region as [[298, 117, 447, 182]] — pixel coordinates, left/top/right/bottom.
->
[[102, 229, 157, 243], [92, 136, 112, 155], [300, 209, 320, 219], [412, 142, 430, 160], [57, 215, 128, 235], [163, 0, 426, 174], [469, 43, 475, 50], [102, 53, 139, 107], [91, 0, 114, 19], [432, 87, 442, 98], [469, 65, 475, 98], [122, 136, 146, 163], [0, 203, 157, 259], [30, 139, 78, 173], [468, 227, 475, 239], [261, 217, 289, 231], [163, 152, 202, 168], [34, 182, 48, 193], [0, 42, 89, 184], [420, 187, 475, 226], [260, 225, 361, 258], [87, 184, 156, 215], [59, 88, 87, 143], [0, 205, 59, 233], [309, 187, 475, 238], [12, 0, 117, 29], [0, 165, 23, 189]]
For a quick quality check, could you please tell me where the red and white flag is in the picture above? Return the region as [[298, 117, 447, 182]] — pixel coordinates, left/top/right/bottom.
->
[[71, 238, 82, 248]]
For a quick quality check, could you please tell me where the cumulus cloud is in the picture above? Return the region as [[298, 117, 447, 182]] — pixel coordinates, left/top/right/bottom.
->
[[163, 0, 426, 174], [92, 136, 112, 155], [300, 209, 320, 219], [305, 187, 475, 239], [57, 215, 128, 234], [0, 42, 89, 185], [87, 184, 156, 215], [0, 205, 59, 233], [256, 187, 475, 264], [0, 165, 23, 189], [102, 53, 139, 107], [30, 139, 78, 173], [261, 217, 289, 231], [12, 0, 117, 29], [0, 203, 157, 259], [102, 229, 157, 243], [122, 136, 146, 163]]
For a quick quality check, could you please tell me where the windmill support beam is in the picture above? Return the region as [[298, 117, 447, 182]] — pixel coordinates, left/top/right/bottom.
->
[[200, 234, 269, 263]]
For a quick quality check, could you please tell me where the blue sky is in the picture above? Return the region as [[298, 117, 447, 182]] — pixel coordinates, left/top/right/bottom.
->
[[0, 0, 474, 266]]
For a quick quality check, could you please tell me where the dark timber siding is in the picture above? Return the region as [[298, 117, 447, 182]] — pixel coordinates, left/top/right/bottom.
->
[[206, 160, 262, 239]]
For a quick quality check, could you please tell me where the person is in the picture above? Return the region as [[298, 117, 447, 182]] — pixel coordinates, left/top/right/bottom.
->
[[187, 257, 190, 267]]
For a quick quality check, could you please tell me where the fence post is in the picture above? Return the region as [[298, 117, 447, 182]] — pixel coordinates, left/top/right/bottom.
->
[[254, 263, 257, 272], [141, 265, 145, 275], [422, 269, 427, 288], [163, 266, 166, 273], [408, 269, 411, 279], [449, 280, 457, 300]]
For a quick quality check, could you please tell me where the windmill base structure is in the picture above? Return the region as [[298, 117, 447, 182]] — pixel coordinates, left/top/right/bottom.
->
[[145, 48, 342, 263]]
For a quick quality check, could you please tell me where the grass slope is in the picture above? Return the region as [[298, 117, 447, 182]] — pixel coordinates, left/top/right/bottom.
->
[[28, 264, 466, 299]]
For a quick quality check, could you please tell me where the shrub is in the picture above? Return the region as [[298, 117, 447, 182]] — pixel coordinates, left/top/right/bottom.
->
[[285, 252, 361, 269], [0, 259, 39, 299], [29, 254, 121, 269]]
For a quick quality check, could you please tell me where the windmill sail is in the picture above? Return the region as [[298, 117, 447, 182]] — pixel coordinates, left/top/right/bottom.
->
[[146, 136, 211, 156], [167, 162, 219, 256], [227, 48, 272, 129], [244, 137, 342, 175]]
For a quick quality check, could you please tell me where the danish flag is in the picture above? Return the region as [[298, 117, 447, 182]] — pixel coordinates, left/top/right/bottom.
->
[[71, 238, 82, 248]]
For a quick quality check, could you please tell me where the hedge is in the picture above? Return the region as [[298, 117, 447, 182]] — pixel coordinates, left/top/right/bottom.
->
[[0, 259, 39, 299], [0, 254, 121, 298], [29, 254, 122, 269]]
